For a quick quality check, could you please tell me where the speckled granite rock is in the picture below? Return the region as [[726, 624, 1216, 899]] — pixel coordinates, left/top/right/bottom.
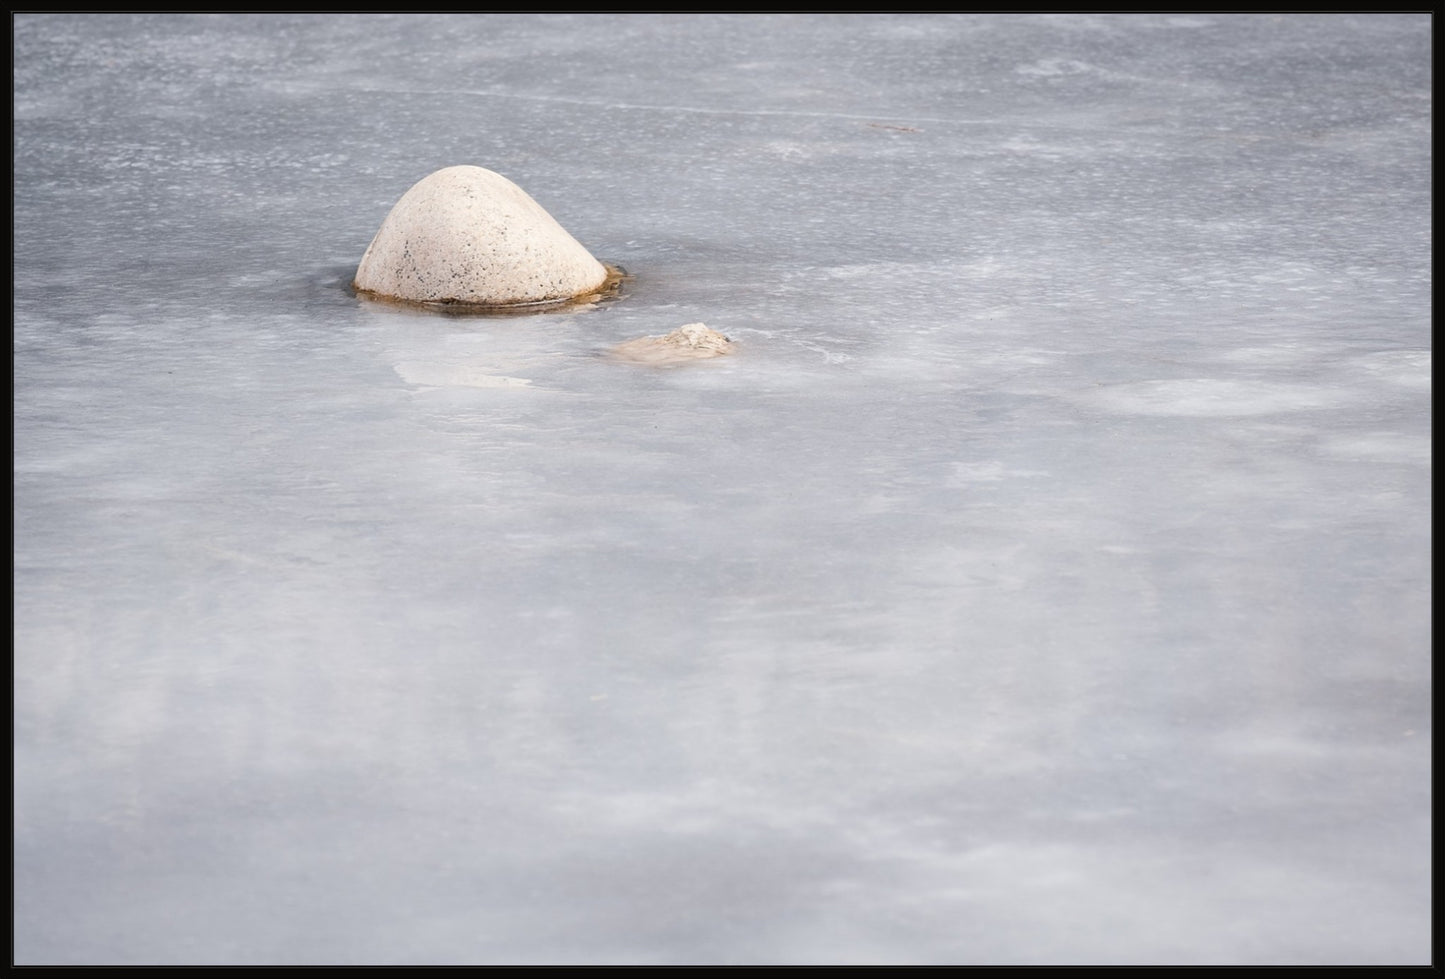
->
[[353, 166, 608, 307]]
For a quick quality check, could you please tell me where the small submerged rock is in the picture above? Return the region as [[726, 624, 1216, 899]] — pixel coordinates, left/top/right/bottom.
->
[[353, 165, 609, 308], [610, 323, 733, 365]]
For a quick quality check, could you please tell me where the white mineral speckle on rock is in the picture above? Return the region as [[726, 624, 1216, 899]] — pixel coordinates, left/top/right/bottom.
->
[[610, 323, 733, 365], [353, 166, 608, 307]]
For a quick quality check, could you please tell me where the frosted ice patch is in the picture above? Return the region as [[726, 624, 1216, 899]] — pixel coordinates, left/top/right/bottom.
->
[[948, 461, 1049, 485], [1016, 58, 1091, 77], [1319, 433, 1430, 464], [1085, 379, 1351, 416], [1215, 344, 1333, 365], [1350, 350, 1431, 391], [393, 362, 532, 388]]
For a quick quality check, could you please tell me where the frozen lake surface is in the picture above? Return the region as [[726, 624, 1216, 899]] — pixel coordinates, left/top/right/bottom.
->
[[12, 13, 1431, 965]]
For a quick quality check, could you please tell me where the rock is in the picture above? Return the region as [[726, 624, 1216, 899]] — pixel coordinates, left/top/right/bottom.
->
[[353, 165, 609, 308], [610, 323, 733, 365]]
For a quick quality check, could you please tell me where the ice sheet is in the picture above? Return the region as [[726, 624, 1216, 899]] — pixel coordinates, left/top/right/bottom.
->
[[13, 13, 1431, 965]]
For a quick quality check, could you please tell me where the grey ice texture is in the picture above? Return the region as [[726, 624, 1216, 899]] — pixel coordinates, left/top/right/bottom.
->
[[12, 13, 1431, 966]]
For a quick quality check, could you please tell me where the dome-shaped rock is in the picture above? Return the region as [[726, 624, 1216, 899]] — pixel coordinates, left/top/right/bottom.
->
[[353, 165, 609, 308]]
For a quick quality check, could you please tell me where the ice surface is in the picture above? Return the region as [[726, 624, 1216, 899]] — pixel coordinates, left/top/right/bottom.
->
[[12, 13, 1431, 965]]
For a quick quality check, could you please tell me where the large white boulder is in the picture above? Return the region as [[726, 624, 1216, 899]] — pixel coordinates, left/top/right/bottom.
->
[[353, 165, 609, 307]]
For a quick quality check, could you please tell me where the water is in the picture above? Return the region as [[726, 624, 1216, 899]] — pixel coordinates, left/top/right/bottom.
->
[[13, 13, 1431, 965]]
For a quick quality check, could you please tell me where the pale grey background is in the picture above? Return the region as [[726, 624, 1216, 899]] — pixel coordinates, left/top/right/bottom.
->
[[13, 13, 1431, 965]]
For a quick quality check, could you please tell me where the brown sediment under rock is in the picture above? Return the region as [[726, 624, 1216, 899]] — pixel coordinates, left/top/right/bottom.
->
[[353, 166, 608, 308]]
